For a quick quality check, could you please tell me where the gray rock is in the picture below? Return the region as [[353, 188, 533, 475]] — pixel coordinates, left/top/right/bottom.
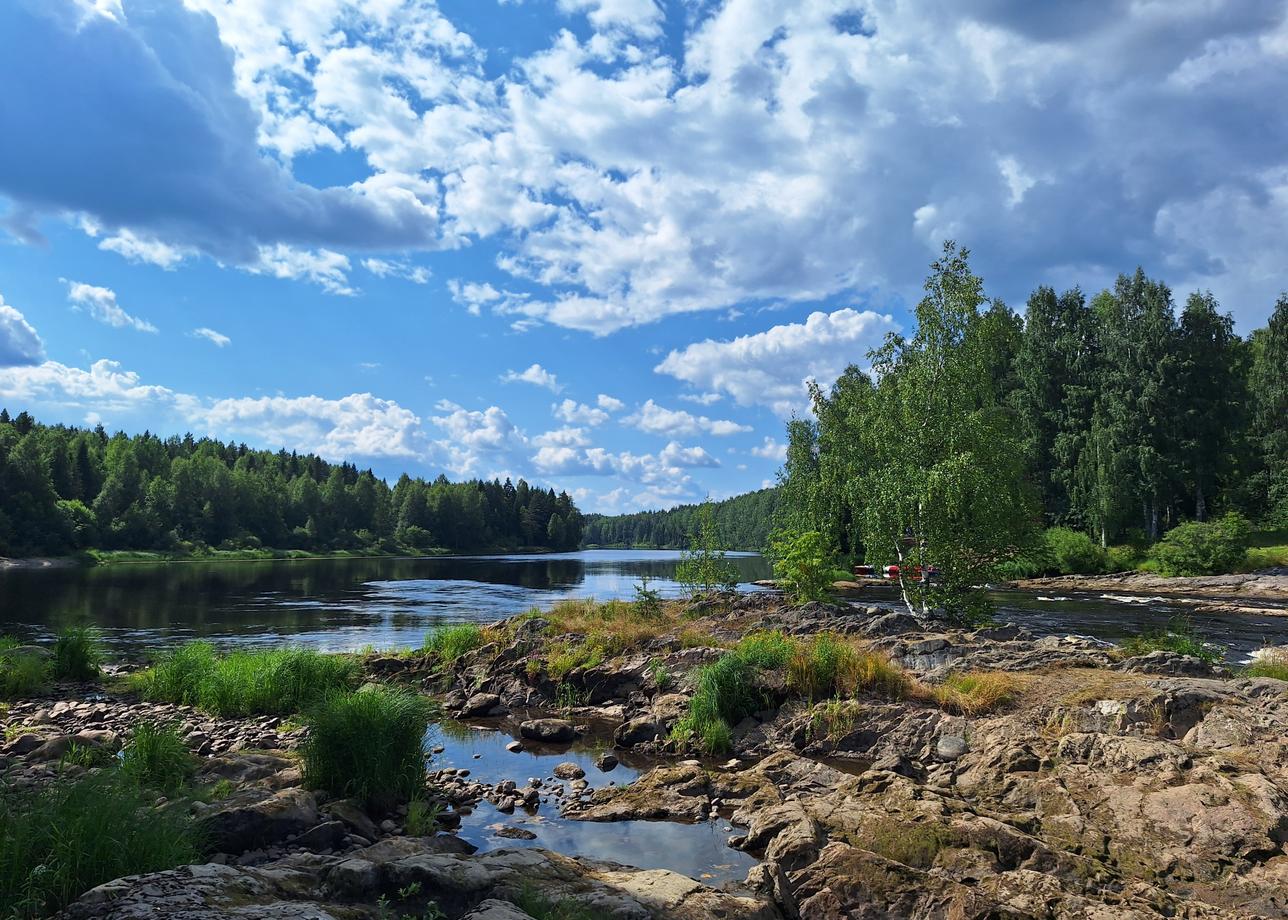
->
[[460, 692, 504, 716], [552, 761, 585, 780], [292, 820, 346, 851], [935, 734, 968, 761], [462, 899, 538, 920], [614, 716, 661, 746], [322, 799, 379, 841], [518, 719, 576, 743], [199, 787, 320, 855]]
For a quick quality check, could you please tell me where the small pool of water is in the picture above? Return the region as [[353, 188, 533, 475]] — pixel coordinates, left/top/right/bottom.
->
[[425, 719, 759, 886]]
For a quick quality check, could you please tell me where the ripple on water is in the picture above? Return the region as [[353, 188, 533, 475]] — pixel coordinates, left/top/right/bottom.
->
[[425, 719, 760, 886]]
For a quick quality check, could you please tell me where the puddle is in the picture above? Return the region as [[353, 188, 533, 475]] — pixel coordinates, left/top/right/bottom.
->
[[424, 719, 760, 886]]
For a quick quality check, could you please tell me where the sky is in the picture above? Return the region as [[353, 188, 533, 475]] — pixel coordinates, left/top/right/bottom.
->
[[0, 0, 1285, 514]]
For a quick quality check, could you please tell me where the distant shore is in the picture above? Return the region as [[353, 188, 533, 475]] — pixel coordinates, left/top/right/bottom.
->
[[0, 544, 569, 570]]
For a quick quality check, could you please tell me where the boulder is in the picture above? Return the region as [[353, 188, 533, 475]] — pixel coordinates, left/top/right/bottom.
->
[[460, 693, 504, 717], [518, 719, 576, 743], [200, 787, 320, 855], [553, 761, 585, 780], [614, 717, 662, 747]]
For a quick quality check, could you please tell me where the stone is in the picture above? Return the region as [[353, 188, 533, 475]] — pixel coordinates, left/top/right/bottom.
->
[[935, 734, 968, 760], [614, 717, 662, 747], [552, 761, 585, 780], [291, 821, 346, 851], [460, 692, 504, 717], [199, 788, 320, 855], [494, 826, 538, 840], [505, 740, 523, 753], [461, 899, 539, 920], [518, 719, 576, 743], [596, 753, 619, 771], [322, 799, 379, 841]]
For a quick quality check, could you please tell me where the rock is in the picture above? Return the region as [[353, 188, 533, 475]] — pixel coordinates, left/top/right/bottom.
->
[[518, 719, 577, 743], [614, 717, 662, 747], [596, 753, 619, 771], [1113, 649, 1220, 677], [553, 761, 585, 780], [2, 732, 46, 755], [935, 734, 968, 761], [861, 611, 923, 637], [460, 692, 504, 716], [321, 799, 379, 841], [495, 826, 538, 840], [462, 900, 538, 920], [291, 820, 346, 851], [505, 740, 524, 753], [199, 788, 320, 855]]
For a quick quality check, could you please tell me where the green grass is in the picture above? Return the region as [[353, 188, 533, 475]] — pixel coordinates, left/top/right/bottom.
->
[[1117, 618, 1222, 664], [421, 624, 484, 664], [0, 651, 48, 700], [1245, 649, 1288, 681], [300, 687, 434, 813], [404, 797, 440, 836], [50, 626, 102, 681], [512, 884, 597, 920], [121, 722, 196, 792], [672, 631, 792, 754], [0, 769, 199, 918], [133, 642, 359, 718]]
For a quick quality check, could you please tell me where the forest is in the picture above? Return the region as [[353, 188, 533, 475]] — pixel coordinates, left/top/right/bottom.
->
[[777, 258, 1288, 570], [0, 412, 584, 557], [582, 487, 779, 551]]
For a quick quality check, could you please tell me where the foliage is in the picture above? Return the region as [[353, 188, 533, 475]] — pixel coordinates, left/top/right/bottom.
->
[[300, 687, 433, 813], [134, 642, 359, 717], [769, 529, 836, 603], [1117, 618, 1222, 663], [632, 575, 664, 618], [1150, 512, 1253, 576], [50, 625, 102, 681], [582, 487, 778, 551], [0, 410, 584, 557], [121, 722, 197, 792], [1042, 527, 1108, 575], [512, 883, 598, 920], [0, 651, 47, 700], [421, 624, 484, 664], [674, 503, 739, 596], [403, 797, 441, 836], [787, 632, 858, 701], [1245, 649, 1288, 681], [930, 671, 1022, 716], [0, 768, 199, 918]]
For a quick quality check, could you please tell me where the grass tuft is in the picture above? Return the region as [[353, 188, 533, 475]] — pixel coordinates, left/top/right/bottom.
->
[[50, 626, 102, 682], [121, 722, 196, 792], [513, 883, 597, 920], [930, 671, 1023, 716], [1245, 648, 1288, 681], [1116, 618, 1222, 664], [0, 651, 48, 700], [421, 624, 485, 664], [300, 687, 434, 813]]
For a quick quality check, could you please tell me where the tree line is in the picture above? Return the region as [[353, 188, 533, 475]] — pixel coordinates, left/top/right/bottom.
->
[[0, 412, 584, 557], [778, 248, 1288, 571], [582, 488, 779, 551]]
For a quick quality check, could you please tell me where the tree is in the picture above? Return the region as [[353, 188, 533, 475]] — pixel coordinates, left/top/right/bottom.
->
[[858, 242, 1037, 622], [1248, 295, 1288, 523], [675, 502, 739, 596]]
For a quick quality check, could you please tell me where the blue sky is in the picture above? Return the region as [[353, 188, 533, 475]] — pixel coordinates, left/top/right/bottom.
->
[[1, 0, 1285, 513]]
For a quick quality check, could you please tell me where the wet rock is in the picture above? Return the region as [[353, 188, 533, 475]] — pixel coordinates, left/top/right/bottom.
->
[[495, 826, 538, 840], [553, 761, 585, 780], [519, 719, 576, 743], [596, 753, 618, 771], [200, 788, 320, 855], [505, 740, 523, 753], [614, 717, 662, 747], [460, 692, 505, 717]]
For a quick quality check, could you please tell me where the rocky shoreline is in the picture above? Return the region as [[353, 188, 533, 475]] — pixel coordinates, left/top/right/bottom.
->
[[1015, 570, 1288, 603], [3, 592, 1288, 918]]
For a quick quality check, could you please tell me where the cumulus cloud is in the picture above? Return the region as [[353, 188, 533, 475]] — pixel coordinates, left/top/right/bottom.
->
[[248, 246, 355, 295], [622, 399, 751, 437], [552, 398, 608, 426], [0, 358, 173, 410], [502, 363, 562, 391], [190, 327, 231, 348], [64, 280, 158, 333], [362, 258, 430, 284], [197, 393, 425, 459], [656, 308, 898, 415], [596, 393, 625, 412], [750, 436, 787, 461], [0, 296, 46, 367]]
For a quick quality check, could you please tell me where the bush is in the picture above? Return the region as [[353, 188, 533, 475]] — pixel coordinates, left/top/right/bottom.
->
[[421, 624, 484, 664], [769, 529, 837, 603], [675, 504, 738, 596], [300, 687, 433, 813], [1118, 618, 1222, 663], [0, 650, 48, 699], [121, 722, 196, 792], [50, 626, 102, 681], [1150, 512, 1253, 576], [1042, 528, 1107, 575], [135, 643, 358, 717], [0, 769, 199, 917]]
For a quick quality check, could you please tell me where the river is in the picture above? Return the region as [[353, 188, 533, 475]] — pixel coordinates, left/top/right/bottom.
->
[[1, 550, 1284, 659]]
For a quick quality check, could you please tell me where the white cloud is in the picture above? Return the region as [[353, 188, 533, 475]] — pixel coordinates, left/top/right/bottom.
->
[[502, 362, 562, 392], [622, 399, 750, 437], [659, 440, 719, 468], [362, 258, 430, 284], [64, 280, 158, 333], [656, 308, 898, 415], [197, 393, 425, 460], [532, 426, 591, 448], [0, 296, 45, 367], [556, 0, 664, 37], [190, 327, 231, 348], [678, 392, 722, 406], [0, 358, 173, 410], [750, 436, 787, 461], [596, 393, 624, 412], [429, 401, 528, 475], [79, 218, 192, 269], [552, 398, 608, 426], [249, 245, 355, 295]]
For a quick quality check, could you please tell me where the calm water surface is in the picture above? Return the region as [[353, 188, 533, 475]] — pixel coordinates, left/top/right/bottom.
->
[[1, 550, 1284, 659]]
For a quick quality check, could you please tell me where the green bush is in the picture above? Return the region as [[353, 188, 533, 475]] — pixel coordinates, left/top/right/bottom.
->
[[135, 643, 358, 718], [50, 626, 103, 681], [421, 624, 484, 664], [121, 722, 196, 792], [769, 529, 837, 603], [1150, 512, 1253, 576], [787, 632, 858, 701], [675, 504, 738, 596], [1245, 650, 1288, 681], [0, 651, 48, 700], [1042, 528, 1107, 575], [300, 688, 433, 813], [0, 769, 199, 918]]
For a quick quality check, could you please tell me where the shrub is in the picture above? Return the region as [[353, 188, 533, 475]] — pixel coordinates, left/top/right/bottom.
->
[[421, 624, 484, 664], [121, 722, 196, 792], [0, 651, 48, 700], [675, 504, 738, 596], [1042, 528, 1107, 575], [1105, 545, 1143, 572], [769, 529, 837, 603], [404, 797, 441, 836], [1117, 618, 1222, 663], [1150, 512, 1253, 576], [50, 626, 103, 681], [300, 687, 433, 813], [0, 769, 198, 917], [673, 632, 792, 754], [633, 576, 664, 618]]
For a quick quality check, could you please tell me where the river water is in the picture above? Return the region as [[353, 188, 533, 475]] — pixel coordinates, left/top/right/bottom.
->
[[0, 550, 1284, 659]]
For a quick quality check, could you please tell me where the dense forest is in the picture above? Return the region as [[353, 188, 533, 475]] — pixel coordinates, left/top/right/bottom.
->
[[0, 412, 584, 557], [582, 488, 779, 550], [778, 265, 1288, 561]]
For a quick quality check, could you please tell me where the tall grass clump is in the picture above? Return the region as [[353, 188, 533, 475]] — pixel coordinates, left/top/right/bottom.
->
[[300, 687, 433, 812], [1245, 648, 1288, 681], [930, 671, 1022, 716], [121, 722, 197, 792], [50, 626, 103, 681], [1117, 618, 1222, 664], [135, 642, 358, 717], [673, 631, 792, 754], [421, 624, 484, 664], [0, 770, 199, 918], [0, 650, 48, 700], [513, 884, 597, 920]]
